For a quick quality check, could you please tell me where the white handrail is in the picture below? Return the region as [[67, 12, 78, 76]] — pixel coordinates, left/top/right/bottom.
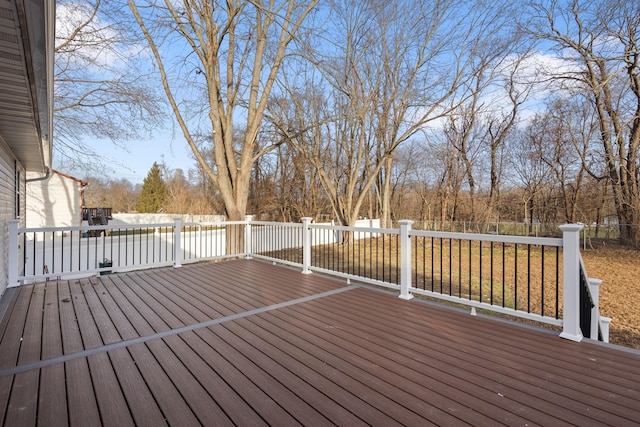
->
[[8, 217, 608, 342]]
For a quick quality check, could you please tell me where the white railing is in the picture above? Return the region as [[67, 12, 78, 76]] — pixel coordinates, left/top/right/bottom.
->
[[8, 217, 607, 342], [8, 218, 246, 283]]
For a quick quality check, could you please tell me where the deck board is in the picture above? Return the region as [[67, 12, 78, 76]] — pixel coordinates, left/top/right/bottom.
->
[[215, 319, 408, 426], [125, 343, 201, 426], [37, 364, 67, 427], [19, 284, 45, 364], [127, 271, 202, 326], [68, 279, 104, 350], [65, 358, 101, 426], [41, 282, 63, 358], [0, 259, 639, 426], [183, 328, 330, 426], [80, 278, 123, 345], [5, 370, 39, 426], [57, 281, 84, 355], [196, 325, 372, 426], [96, 275, 157, 337], [0, 376, 13, 423], [313, 289, 637, 424], [107, 347, 167, 426], [0, 287, 32, 369], [144, 338, 233, 425], [87, 351, 135, 426], [88, 277, 140, 341], [252, 309, 498, 426], [0, 289, 19, 341], [163, 333, 276, 426], [123, 272, 188, 329], [272, 291, 601, 426]]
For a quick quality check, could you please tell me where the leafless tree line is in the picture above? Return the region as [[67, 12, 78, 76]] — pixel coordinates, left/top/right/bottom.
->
[[59, 0, 640, 245]]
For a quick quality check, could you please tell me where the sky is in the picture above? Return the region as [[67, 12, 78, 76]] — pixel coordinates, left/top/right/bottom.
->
[[73, 133, 196, 184], [54, 0, 573, 186], [58, 129, 197, 185], [54, 1, 198, 184]]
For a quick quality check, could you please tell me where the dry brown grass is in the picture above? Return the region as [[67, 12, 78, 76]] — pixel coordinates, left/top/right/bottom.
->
[[581, 248, 640, 349], [308, 236, 562, 319]]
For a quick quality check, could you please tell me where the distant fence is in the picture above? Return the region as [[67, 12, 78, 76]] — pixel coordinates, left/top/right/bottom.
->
[[413, 221, 635, 245], [111, 213, 225, 225]]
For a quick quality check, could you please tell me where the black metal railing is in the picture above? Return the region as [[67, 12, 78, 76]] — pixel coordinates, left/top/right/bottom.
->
[[251, 222, 304, 265], [579, 260, 595, 339], [21, 225, 176, 279], [309, 225, 401, 287], [410, 230, 562, 321]]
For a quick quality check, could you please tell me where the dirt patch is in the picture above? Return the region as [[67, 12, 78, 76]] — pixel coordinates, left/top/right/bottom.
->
[[582, 248, 640, 349]]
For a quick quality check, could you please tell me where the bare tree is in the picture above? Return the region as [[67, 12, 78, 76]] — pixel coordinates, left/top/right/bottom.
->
[[128, 0, 318, 222], [481, 54, 533, 224], [531, 0, 640, 244], [529, 97, 597, 223], [508, 127, 553, 232], [107, 179, 140, 213], [271, 0, 519, 228], [82, 176, 140, 212], [54, 0, 163, 170]]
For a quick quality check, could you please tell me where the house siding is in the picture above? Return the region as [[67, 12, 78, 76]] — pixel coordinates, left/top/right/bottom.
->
[[27, 171, 83, 229], [0, 137, 25, 296]]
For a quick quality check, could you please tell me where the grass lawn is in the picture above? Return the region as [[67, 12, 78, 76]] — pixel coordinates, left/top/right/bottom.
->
[[582, 248, 640, 349]]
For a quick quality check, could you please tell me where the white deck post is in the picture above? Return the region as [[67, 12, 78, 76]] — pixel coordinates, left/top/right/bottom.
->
[[8, 219, 19, 287], [398, 220, 414, 300], [588, 278, 602, 339], [173, 216, 182, 268], [599, 316, 612, 343], [301, 217, 313, 274], [559, 224, 584, 342], [244, 215, 253, 259]]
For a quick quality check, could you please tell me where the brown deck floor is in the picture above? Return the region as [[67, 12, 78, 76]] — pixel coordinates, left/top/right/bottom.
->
[[0, 259, 639, 426]]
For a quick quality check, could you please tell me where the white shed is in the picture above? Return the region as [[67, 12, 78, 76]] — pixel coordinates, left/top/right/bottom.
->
[[26, 170, 88, 228]]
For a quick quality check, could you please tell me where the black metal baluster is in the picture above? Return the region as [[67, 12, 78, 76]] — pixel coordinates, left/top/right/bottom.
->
[[431, 236, 434, 292], [468, 240, 472, 299], [439, 238, 443, 293], [490, 241, 494, 305], [514, 244, 518, 311], [555, 246, 560, 319], [458, 239, 462, 297], [52, 231, 56, 274], [449, 238, 452, 295], [502, 242, 506, 307], [479, 241, 483, 302], [527, 244, 531, 313], [541, 245, 545, 317]]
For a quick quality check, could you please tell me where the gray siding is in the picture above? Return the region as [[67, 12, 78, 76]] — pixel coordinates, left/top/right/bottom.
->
[[0, 137, 24, 296]]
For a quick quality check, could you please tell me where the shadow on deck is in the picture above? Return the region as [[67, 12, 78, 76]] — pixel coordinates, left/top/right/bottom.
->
[[0, 259, 639, 426]]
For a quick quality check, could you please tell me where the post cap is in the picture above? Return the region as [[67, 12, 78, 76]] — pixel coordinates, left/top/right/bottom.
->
[[559, 223, 584, 232]]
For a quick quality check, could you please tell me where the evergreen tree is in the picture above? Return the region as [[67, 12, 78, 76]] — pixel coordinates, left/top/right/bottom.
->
[[136, 162, 167, 213]]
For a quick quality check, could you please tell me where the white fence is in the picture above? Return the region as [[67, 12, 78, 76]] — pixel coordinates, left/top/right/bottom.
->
[[110, 213, 225, 225]]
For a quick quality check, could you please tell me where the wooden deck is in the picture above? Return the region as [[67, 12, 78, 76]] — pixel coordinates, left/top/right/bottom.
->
[[0, 260, 639, 426]]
